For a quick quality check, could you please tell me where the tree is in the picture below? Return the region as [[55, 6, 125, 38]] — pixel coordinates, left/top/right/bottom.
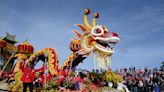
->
[[160, 61, 164, 71]]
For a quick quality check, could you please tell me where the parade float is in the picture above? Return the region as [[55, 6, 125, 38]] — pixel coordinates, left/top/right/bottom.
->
[[0, 9, 129, 92]]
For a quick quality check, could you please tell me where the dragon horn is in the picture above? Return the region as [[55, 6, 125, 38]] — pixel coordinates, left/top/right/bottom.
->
[[75, 24, 88, 32], [72, 30, 82, 38], [84, 8, 92, 31], [92, 12, 99, 27]]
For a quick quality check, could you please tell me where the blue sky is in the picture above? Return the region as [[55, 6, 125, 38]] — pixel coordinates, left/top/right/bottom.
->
[[0, 0, 164, 70]]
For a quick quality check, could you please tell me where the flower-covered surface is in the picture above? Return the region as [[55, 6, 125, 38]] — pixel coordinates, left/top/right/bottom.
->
[[40, 70, 125, 92]]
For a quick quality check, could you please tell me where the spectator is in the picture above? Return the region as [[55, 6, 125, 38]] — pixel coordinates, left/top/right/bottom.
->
[[116, 66, 164, 92]]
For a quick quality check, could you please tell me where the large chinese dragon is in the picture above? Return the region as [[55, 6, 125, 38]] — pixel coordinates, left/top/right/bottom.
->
[[62, 8, 120, 70], [0, 9, 126, 91]]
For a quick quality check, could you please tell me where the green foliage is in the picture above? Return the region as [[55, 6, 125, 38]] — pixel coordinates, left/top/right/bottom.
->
[[63, 78, 76, 90], [103, 71, 123, 86], [88, 72, 104, 85], [47, 78, 59, 90]]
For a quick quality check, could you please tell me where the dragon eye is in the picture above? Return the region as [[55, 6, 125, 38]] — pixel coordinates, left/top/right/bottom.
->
[[95, 29, 101, 33], [91, 26, 104, 36]]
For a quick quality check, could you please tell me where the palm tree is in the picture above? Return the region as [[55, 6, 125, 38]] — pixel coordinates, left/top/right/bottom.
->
[[160, 61, 164, 71], [161, 61, 164, 67]]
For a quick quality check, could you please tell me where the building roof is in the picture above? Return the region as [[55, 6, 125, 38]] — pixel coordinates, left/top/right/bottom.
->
[[2, 32, 19, 44]]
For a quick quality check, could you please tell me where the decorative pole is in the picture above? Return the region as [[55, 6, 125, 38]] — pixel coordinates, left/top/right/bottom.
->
[[68, 52, 75, 76], [44, 53, 48, 91], [0, 52, 15, 76]]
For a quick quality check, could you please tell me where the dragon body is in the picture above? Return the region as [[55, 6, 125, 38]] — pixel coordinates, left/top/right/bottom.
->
[[10, 9, 121, 91]]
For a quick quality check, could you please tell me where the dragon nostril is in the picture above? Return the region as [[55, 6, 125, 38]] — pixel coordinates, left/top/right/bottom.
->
[[112, 32, 119, 37]]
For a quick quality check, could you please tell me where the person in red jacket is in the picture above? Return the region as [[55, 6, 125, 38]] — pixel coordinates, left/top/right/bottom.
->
[[21, 64, 44, 92]]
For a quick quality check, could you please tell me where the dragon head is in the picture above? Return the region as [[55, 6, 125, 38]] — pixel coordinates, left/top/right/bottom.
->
[[73, 9, 120, 57], [72, 9, 120, 70]]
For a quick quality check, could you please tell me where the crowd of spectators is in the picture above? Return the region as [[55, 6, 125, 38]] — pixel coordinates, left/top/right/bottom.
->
[[115, 66, 164, 92], [1, 60, 164, 92]]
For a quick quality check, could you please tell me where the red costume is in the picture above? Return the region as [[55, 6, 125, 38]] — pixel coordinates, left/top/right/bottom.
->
[[21, 65, 44, 92], [21, 66, 44, 83]]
